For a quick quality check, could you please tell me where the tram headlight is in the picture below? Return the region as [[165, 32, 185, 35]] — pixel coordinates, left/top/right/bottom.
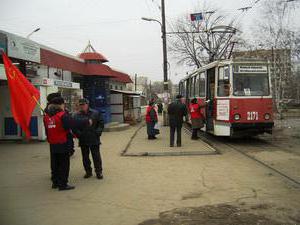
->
[[234, 114, 241, 121], [264, 113, 271, 120]]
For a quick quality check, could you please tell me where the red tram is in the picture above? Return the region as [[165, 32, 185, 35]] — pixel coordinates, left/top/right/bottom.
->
[[179, 59, 274, 137]]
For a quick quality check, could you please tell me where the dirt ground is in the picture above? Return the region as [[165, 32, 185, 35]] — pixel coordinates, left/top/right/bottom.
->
[[139, 203, 299, 225], [0, 123, 299, 225], [259, 118, 300, 155]]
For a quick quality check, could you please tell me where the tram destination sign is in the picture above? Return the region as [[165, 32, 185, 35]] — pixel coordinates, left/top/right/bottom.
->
[[237, 65, 268, 74]]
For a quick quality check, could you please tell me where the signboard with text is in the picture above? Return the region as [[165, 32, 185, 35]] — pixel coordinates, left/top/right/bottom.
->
[[217, 99, 230, 121], [236, 65, 268, 74], [190, 13, 203, 21], [7, 33, 40, 63], [31, 78, 80, 89]]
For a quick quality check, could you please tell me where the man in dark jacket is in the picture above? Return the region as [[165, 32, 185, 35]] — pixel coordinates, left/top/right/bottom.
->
[[43, 96, 91, 191], [167, 94, 188, 147], [73, 98, 105, 179]]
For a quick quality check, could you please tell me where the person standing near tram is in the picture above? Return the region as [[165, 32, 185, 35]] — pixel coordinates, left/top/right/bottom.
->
[[145, 99, 158, 140], [189, 98, 209, 140], [167, 94, 188, 147]]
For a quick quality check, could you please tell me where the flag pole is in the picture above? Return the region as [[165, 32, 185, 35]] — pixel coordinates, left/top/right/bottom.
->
[[32, 95, 45, 114], [1, 49, 44, 114]]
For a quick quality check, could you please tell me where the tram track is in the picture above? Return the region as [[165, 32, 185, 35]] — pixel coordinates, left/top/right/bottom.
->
[[183, 124, 300, 187]]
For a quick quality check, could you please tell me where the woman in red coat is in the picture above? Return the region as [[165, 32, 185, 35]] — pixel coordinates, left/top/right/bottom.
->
[[189, 98, 208, 140]]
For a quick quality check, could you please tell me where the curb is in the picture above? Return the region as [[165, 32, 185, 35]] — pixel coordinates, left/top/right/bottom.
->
[[121, 123, 218, 157], [123, 151, 218, 157], [121, 123, 145, 156]]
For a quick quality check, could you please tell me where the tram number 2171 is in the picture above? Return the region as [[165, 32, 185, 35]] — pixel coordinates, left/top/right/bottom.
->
[[247, 112, 259, 121]]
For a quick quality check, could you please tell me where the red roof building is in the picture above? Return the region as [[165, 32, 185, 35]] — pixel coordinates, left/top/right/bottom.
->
[[40, 48, 113, 77], [78, 41, 109, 63], [40, 41, 132, 83]]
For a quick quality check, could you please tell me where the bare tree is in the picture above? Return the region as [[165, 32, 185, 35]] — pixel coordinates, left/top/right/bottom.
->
[[151, 81, 164, 94], [168, 7, 239, 68], [252, 0, 300, 113], [254, 0, 300, 58], [150, 80, 173, 95]]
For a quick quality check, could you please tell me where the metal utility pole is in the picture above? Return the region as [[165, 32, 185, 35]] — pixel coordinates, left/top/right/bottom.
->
[[135, 73, 137, 92], [149, 80, 152, 99], [161, 0, 168, 92]]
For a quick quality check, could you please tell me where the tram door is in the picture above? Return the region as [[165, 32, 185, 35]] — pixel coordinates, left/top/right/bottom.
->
[[206, 68, 216, 132]]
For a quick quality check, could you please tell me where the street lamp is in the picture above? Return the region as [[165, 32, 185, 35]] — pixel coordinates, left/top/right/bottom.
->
[[141, 17, 162, 26], [141, 13, 168, 93], [26, 28, 40, 39]]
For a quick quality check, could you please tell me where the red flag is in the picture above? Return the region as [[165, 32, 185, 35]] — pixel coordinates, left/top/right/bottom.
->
[[2, 51, 40, 138]]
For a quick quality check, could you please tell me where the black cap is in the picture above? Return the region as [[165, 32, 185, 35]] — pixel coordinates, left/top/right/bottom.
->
[[191, 98, 197, 104], [47, 92, 62, 102], [79, 98, 89, 105], [50, 97, 65, 105], [176, 94, 183, 99]]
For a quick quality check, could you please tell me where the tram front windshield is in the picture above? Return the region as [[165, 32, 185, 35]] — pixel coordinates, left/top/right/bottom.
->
[[233, 73, 270, 96]]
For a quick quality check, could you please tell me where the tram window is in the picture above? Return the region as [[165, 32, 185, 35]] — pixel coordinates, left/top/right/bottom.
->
[[199, 72, 205, 97], [189, 78, 193, 98], [178, 82, 182, 95], [195, 74, 200, 96], [218, 66, 230, 97], [186, 79, 190, 98], [183, 80, 187, 97], [233, 73, 269, 96], [191, 77, 196, 97]]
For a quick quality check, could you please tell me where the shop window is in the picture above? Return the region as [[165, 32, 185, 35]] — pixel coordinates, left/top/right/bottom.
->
[[54, 68, 63, 79], [30, 117, 38, 137], [218, 66, 230, 97], [4, 117, 18, 136]]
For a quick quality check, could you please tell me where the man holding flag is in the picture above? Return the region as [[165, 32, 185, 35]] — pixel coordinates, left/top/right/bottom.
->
[[1, 51, 92, 190]]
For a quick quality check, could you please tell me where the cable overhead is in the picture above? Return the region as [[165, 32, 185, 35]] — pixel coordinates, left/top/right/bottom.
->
[[237, 6, 253, 12]]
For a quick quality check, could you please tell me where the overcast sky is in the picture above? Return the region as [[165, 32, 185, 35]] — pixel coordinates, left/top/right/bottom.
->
[[0, 0, 298, 83]]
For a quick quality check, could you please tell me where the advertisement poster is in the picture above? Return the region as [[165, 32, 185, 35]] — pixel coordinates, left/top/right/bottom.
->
[[217, 99, 230, 121]]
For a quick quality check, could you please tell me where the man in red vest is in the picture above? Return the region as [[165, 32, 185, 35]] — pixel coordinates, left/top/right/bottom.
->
[[189, 98, 209, 140], [146, 100, 158, 140], [43, 95, 91, 191]]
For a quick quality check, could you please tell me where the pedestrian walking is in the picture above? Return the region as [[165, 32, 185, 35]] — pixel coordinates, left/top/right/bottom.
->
[[43, 95, 91, 191], [73, 98, 105, 179], [167, 94, 188, 147], [189, 98, 209, 140], [145, 100, 158, 140], [157, 102, 163, 114]]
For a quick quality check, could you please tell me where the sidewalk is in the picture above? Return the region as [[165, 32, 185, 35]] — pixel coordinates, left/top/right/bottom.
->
[[125, 121, 217, 156], [0, 124, 299, 225]]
